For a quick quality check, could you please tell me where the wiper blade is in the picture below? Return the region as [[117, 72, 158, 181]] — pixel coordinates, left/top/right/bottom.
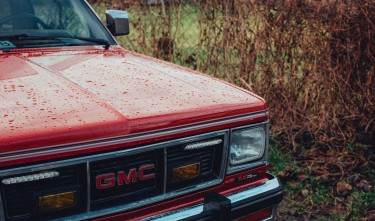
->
[[62, 36, 111, 50], [0, 34, 56, 40], [0, 34, 64, 50], [0, 34, 111, 50]]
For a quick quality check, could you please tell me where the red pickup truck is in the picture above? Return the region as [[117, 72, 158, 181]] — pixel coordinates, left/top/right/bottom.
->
[[0, 0, 283, 220]]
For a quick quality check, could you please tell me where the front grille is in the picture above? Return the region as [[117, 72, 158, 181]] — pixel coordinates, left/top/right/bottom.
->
[[89, 133, 227, 211], [0, 130, 229, 221]]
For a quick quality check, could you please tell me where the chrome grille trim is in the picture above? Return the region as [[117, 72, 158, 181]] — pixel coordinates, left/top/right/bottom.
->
[[86, 162, 91, 212], [184, 139, 222, 150], [163, 147, 168, 194]]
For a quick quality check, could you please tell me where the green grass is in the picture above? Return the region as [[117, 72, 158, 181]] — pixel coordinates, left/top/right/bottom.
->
[[349, 189, 375, 220], [268, 137, 297, 172]]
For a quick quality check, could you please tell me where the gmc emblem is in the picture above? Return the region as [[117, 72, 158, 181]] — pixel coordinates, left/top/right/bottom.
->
[[96, 164, 155, 189]]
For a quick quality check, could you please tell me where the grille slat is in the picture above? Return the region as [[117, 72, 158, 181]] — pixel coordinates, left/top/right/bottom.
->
[[168, 153, 212, 162]]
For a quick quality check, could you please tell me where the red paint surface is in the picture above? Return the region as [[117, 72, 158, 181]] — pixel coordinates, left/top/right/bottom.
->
[[0, 46, 267, 166], [0, 56, 37, 80], [94, 165, 268, 221]]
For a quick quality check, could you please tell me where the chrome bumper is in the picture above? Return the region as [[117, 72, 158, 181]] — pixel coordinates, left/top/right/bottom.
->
[[143, 173, 283, 221]]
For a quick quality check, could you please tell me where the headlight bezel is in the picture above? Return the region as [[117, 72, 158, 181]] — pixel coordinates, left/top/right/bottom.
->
[[227, 122, 269, 174]]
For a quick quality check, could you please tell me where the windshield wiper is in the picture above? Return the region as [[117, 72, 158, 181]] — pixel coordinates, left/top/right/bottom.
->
[[0, 34, 64, 50], [63, 36, 111, 50], [0, 34, 57, 40], [0, 34, 111, 50]]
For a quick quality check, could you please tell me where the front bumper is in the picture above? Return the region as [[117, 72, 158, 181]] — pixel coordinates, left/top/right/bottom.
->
[[143, 173, 283, 221]]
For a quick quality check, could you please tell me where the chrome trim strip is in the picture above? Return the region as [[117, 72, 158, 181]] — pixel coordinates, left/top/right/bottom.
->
[[262, 215, 275, 221], [219, 133, 229, 179], [145, 175, 281, 221], [163, 147, 167, 194], [145, 204, 204, 221], [226, 176, 279, 202], [2, 171, 59, 185], [184, 139, 222, 150], [86, 162, 91, 212], [0, 111, 267, 164]]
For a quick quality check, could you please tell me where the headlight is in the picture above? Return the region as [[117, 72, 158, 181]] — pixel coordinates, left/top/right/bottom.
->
[[229, 125, 267, 168]]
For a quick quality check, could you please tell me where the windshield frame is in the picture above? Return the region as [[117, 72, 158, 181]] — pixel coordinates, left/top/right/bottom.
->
[[81, 0, 118, 45]]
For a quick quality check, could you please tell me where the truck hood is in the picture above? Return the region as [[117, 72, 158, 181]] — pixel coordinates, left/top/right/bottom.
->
[[0, 46, 266, 153]]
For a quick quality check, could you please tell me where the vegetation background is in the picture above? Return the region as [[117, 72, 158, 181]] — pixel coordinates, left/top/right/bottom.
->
[[88, 0, 374, 220]]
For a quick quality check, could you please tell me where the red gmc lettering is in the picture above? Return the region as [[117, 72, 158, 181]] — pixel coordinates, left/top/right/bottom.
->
[[96, 173, 115, 189], [96, 164, 155, 189], [118, 168, 137, 185], [139, 164, 155, 180]]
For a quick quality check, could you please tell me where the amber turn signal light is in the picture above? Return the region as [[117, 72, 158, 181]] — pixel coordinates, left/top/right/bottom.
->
[[39, 191, 77, 213], [172, 163, 200, 183]]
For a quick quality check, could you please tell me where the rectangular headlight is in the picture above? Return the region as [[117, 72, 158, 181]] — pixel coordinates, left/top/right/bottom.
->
[[229, 126, 266, 166]]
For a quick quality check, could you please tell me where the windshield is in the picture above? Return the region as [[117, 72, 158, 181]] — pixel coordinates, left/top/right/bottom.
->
[[0, 0, 116, 49]]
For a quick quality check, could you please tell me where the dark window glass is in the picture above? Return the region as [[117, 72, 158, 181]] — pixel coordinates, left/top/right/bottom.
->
[[0, 0, 116, 47]]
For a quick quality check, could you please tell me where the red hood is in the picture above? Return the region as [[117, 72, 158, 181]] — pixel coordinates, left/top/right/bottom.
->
[[0, 46, 266, 153]]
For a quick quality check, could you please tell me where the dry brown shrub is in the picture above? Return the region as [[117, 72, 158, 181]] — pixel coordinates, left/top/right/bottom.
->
[[243, 0, 375, 150], [88, 0, 374, 150]]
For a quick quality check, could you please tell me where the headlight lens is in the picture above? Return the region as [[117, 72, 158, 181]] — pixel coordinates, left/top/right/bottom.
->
[[229, 126, 266, 165]]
